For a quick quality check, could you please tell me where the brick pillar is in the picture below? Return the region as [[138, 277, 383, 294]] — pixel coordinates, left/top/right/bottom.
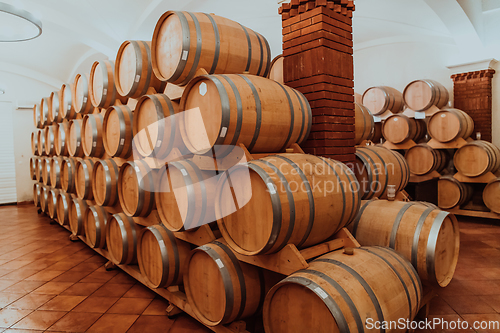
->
[[451, 69, 495, 142], [279, 0, 355, 164]]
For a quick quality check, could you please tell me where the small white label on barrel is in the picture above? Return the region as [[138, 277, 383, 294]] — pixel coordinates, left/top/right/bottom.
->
[[182, 50, 189, 61], [103, 89, 107, 96], [120, 138, 125, 145], [180, 169, 188, 176], [415, 112, 426, 120], [77, 142, 81, 147], [199, 82, 207, 96], [215, 259, 224, 269], [373, 116, 381, 123], [267, 183, 276, 194], [93, 142, 97, 147], [220, 126, 227, 138], [156, 140, 162, 148], [315, 287, 328, 299], [83, 97, 87, 103], [135, 75, 140, 83]]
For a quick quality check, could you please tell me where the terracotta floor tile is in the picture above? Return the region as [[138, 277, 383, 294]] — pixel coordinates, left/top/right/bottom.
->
[[31, 282, 74, 295], [106, 298, 152, 315], [91, 283, 134, 298], [86, 314, 139, 333], [122, 284, 157, 299], [0, 262, 33, 271], [127, 315, 175, 333], [480, 295, 500, 313], [0, 270, 40, 282], [83, 255, 107, 264], [0, 309, 32, 328], [51, 270, 91, 283], [60, 282, 104, 296], [168, 315, 211, 333], [79, 271, 117, 284], [107, 272, 136, 285], [69, 262, 103, 273], [142, 298, 170, 316], [72, 296, 119, 313], [45, 262, 78, 272], [38, 295, 86, 311], [460, 280, 500, 296], [1, 281, 46, 295], [443, 295, 497, 314], [476, 267, 500, 280], [0, 293, 25, 308], [24, 260, 58, 271], [23, 270, 65, 282], [6, 294, 55, 310], [11, 310, 66, 330], [46, 311, 102, 332]]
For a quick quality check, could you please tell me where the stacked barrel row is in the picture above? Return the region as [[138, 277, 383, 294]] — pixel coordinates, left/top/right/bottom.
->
[[29, 10, 461, 333]]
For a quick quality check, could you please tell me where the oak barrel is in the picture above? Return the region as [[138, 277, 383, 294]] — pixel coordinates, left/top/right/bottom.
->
[[72, 74, 93, 114], [69, 197, 88, 236], [405, 144, 449, 176], [31, 131, 39, 156], [82, 113, 105, 157], [103, 105, 133, 158], [137, 224, 191, 288], [403, 79, 449, 112], [152, 11, 271, 85], [30, 157, 36, 180], [180, 74, 311, 155], [115, 40, 166, 99], [89, 60, 127, 108], [75, 159, 95, 200], [382, 114, 426, 144], [54, 120, 69, 156], [353, 146, 410, 199], [49, 91, 62, 123], [59, 83, 76, 119], [351, 200, 459, 287], [354, 103, 374, 144], [56, 191, 75, 226], [267, 54, 284, 84], [184, 241, 265, 326], [118, 161, 156, 217], [92, 159, 120, 207], [47, 188, 61, 220], [35, 157, 43, 182], [37, 130, 45, 156], [85, 205, 110, 249], [49, 156, 64, 188], [41, 157, 52, 186], [40, 97, 51, 126], [454, 140, 500, 177], [44, 125, 57, 156], [68, 119, 85, 157], [61, 157, 80, 193], [263, 246, 422, 333], [362, 86, 405, 115], [33, 183, 41, 207], [39, 185, 50, 213], [156, 160, 218, 231], [217, 154, 360, 255], [438, 176, 473, 209], [106, 213, 143, 265], [483, 178, 500, 214], [33, 104, 43, 128], [427, 108, 474, 143], [133, 94, 185, 158]]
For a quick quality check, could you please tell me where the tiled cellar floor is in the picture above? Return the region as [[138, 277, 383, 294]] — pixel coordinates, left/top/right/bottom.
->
[[0, 204, 500, 332]]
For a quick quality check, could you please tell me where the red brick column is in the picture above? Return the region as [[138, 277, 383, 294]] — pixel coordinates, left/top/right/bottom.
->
[[451, 69, 495, 142], [279, 0, 355, 164]]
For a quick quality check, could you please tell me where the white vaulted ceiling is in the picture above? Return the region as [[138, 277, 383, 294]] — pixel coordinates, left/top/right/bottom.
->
[[0, 0, 499, 91]]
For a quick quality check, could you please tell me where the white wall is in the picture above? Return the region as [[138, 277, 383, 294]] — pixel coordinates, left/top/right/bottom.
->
[[491, 61, 500, 147]]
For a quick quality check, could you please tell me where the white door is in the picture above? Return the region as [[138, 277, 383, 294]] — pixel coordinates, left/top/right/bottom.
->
[[0, 102, 18, 204]]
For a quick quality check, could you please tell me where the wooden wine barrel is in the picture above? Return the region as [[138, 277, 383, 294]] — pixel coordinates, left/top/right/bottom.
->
[[85, 205, 110, 248], [106, 213, 143, 265], [49, 156, 64, 188], [39, 185, 50, 213], [156, 160, 217, 231], [49, 91, 63, 123], [61, 157, 80, 193], [427, 108, 474, 143], [89, 60, 127, 108], [33, 104, 43, 129], [115, 40, 166, 99], [54, 120, 69, 156], [184, 241, 265, 326], [137, 224, 191, 288], [47, 188, 61, 220], [35, 157, 43, 182], [351, 200, 460, 287], [353, 146, 410, 199], [152, 12, 271, 86], [454, 140, 500, 177], [354, 103, 374, 144], [382, 114, 426, 144], [263, 246, 421, 333], [68, 119, 85, 157], [82, 113, 105, 157], [40, 97, 51, 126], [362, 86, 405, 115], [30, 158, 36, 180], [91, 159, 120, 207], [33, 183, 41, 207], [180, 74, 311, 155], [56, 191, 75, 226], [60, 83, 76, 119], [103, 105, 133, 158], [484, 178, 500, 214], [44, 125, 57, 156], [438, 176, 473, 209], [41, 157, 52, 186], [405, 144, 449, 176], [403, 79, 449, 112], [217, 154, 360, 255], [69, 197, 88, 236], [133, 94, 184, 158], [31, 131, 39, 156], [75, 159, 95, 200], [267, 54, 284, 84], [118, 161, 156, 217], [37, 129, 45, 156], [72, 74, 94, 114]]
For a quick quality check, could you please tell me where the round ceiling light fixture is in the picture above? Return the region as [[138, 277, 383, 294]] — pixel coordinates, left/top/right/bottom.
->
[[0, 2, 42, 42]]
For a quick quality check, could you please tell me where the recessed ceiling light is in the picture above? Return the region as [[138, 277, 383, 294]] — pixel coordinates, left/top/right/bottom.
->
[[0, 2, 42, 42]]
